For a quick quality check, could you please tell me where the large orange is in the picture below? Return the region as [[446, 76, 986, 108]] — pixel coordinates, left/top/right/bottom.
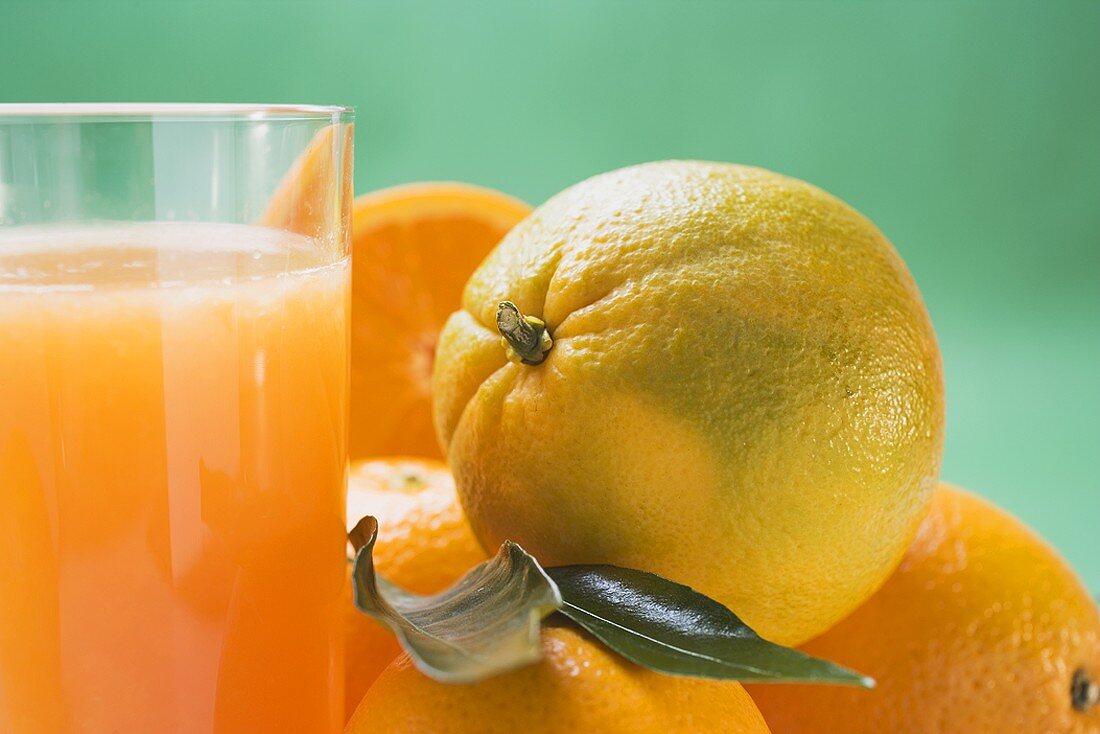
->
[[350, 183, 531, 460], [433, 161, 944, 645], [347, 625, 772, 733], [749, 484, 1100, 733], [343, 458, 487, 720]]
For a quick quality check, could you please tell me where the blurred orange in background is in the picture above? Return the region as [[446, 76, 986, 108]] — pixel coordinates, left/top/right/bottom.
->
[[349, 184, 531, 460]]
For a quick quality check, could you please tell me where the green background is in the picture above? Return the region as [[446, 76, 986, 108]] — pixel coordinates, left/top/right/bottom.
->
[[2, 1, 1098, 589]]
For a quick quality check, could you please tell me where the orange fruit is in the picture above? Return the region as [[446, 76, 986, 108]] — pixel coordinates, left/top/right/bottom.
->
[[347, 625, 772, 733], [350, 183, 531, 460], [259, 122, 354, 245], [749, 483, 1100, 733], [433, 160, 944, 645], [343, 457, 487, 720]]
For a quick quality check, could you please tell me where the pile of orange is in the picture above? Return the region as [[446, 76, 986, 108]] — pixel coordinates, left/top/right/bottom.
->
[[322, 162, 1096, 732], [338, 181, 530, 714]]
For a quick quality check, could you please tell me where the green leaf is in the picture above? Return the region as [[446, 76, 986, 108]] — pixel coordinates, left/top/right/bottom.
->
[[349, 516, 562, 683], [547, 564, 873, 687]]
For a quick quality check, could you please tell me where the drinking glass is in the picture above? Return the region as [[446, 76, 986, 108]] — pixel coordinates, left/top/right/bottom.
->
[[0, 103, 353, 733]]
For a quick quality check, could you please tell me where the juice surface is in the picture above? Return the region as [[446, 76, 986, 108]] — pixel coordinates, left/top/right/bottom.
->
[[0, 222, 349, 733]]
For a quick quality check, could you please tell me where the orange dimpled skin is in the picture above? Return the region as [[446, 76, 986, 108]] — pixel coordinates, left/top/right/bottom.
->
[[349, 184, 531, 460], [347, 625, 772, 734], [749, 484, 1100, 733], [343, 458, 487, 720], [432, 161, 944, 646]]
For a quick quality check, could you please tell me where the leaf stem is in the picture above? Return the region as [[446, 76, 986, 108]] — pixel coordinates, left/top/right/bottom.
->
[[496, 301, 553, 365]]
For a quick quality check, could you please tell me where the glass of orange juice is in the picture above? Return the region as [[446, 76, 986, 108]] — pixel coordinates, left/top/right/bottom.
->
[[0, 104, 353, 733]]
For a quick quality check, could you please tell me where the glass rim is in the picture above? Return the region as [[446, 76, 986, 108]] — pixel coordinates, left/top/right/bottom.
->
[[0, 103, 354, 123]]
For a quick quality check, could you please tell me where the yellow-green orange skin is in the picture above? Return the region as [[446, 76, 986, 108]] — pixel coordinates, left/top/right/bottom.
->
[[432, 161, 945, 645], [749, 484, 1100, 733], [347, 625, 771, 733]]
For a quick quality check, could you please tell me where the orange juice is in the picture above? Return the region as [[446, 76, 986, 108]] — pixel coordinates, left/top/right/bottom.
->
[[0, 222, 349, 733]]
